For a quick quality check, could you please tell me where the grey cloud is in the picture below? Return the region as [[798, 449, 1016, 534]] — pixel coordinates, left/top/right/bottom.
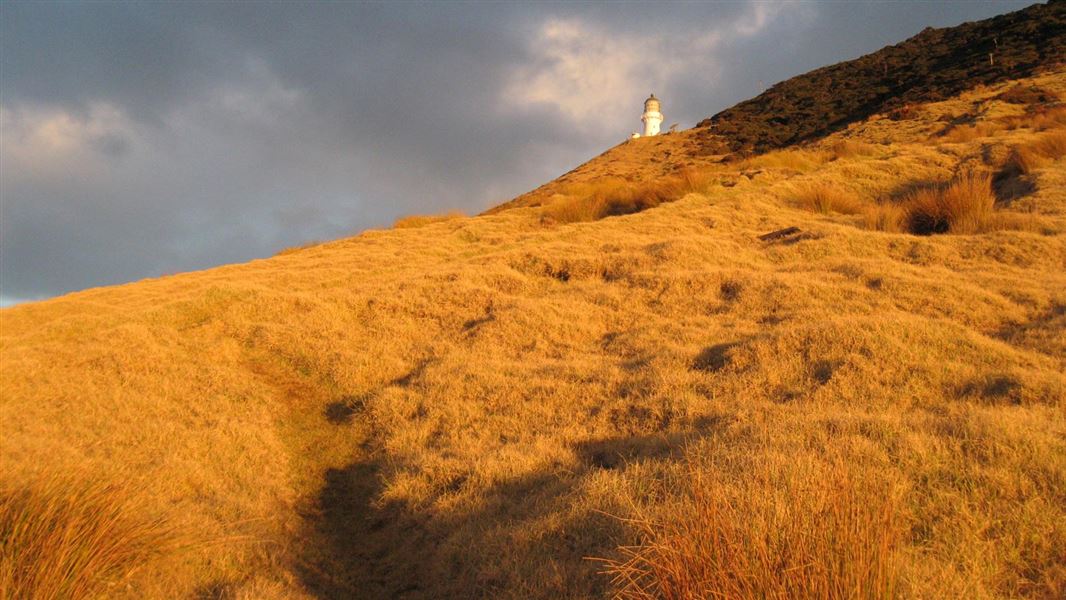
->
[[0, 1, 1035, 301]]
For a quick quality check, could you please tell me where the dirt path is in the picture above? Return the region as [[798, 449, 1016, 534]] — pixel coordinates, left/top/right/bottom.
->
[[247, 355, 433, 599]]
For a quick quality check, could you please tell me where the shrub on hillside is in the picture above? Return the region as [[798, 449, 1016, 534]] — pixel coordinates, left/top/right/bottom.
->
[[0, 474, 175, 598]]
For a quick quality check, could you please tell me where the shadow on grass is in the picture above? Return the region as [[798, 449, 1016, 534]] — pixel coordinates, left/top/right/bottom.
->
[[295, 415, 728, 598]]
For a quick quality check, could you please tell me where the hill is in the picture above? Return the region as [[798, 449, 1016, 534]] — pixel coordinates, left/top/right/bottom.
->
[[490, 0, 1065, 214], [2, 17, 1066, 600]]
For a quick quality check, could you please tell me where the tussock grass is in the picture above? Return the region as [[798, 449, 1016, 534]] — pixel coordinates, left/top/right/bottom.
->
[[1029, 105, 1066, 131], [941, 121, 1004, 143], [792, 183, 864, 215], [1008, 130, 1066, 174], [862, 203, 907, 233], [542, 170, 713, 224], [904, 172, 996, 235], [1001, 105, 1066, 132], [0, 474, 175, 599], [738, 148, 829, 171], [828, 139, 879, 159], [393, 211, 465, 229], [603, 461, 902, 600]]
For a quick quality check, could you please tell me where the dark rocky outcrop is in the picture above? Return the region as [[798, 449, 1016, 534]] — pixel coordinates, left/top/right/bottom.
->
[[697, 1, 1066, 154]]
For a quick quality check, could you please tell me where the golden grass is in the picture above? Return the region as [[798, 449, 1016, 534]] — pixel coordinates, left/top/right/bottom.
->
[[0, 474, 175, 599], [1030, 105, 1066, 131], [2, 71, 1065, 598], [737, 148, 830, 171], [792, 182, 864, 215], [603, 460, 902, 600], [862, 203, 907, 233], [542, 169, 714, 224], [393, 211, 464, 229], [828, 139, 879, 159], [275, 240, 323, 256], [1001, 105, 1066, 132], [941, 121, 1004, 143], [1008, 130, 1066, 175], [903, 172, 996, 235]]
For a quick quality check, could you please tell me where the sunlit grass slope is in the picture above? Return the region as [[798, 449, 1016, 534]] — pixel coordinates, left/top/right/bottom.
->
[[2, 72, 1065, 599]]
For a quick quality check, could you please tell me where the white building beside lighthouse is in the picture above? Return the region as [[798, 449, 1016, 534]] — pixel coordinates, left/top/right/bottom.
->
[[641, 93, 663, 136]]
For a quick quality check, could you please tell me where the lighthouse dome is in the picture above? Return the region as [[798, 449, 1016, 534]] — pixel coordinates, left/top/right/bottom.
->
[[644, 94, 661, 111]]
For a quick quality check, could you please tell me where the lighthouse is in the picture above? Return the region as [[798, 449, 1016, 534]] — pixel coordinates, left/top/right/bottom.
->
[[641, 93, 663, 137]]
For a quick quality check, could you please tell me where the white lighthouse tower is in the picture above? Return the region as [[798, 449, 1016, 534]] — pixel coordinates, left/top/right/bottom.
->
[[641, 93, 663, 137]]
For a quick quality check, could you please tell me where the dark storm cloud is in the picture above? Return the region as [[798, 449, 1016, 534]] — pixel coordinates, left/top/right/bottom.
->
[[0, 1, 1035, 303]]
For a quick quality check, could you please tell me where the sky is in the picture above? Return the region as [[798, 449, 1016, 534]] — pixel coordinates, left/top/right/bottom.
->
[[0, 1, 1037, 305]]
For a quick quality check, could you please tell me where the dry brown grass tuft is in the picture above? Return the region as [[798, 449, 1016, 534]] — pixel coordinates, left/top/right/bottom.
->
[[828, 139, 879, 159], [1008, 130, 1066, 175], [602, 462, 903, 600], [1029, 105, 1066, 131], [738, 148, 829, 171], [793, 183, 864, 215], [903, 172, 996, 235], [0, 474, 175, 599], [393, 211, 465, 229], [862, 203, 907, 233], [1001, 105, 1066, 132], [941, 121, 1004, 143]]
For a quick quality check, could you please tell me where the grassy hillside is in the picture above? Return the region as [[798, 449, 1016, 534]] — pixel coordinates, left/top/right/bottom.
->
[[3, 71, 1066, 600]]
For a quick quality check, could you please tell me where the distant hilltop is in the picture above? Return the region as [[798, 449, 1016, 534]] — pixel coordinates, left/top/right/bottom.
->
[[696, 0, 1066, 154]]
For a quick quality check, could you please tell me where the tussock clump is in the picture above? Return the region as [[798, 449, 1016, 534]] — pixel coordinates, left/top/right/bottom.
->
[[904, 173, 995, 235], [793, 183, 864, 215], [0, 474, 176, 599], [862, 203, 907, 233], [603, 461, 903, 600]]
